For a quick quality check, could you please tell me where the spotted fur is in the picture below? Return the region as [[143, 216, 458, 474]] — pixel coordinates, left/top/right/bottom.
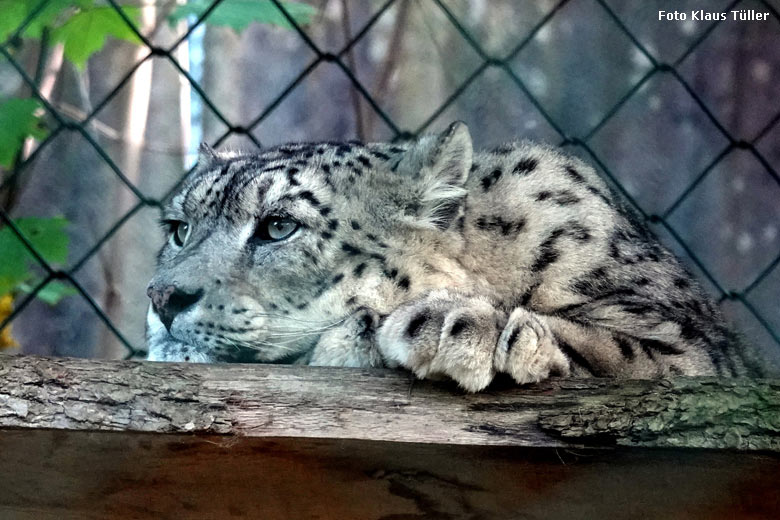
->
[[146, 122, 758, 391]]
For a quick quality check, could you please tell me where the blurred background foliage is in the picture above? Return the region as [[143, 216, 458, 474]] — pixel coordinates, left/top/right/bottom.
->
[[0, 0, 778, 371]]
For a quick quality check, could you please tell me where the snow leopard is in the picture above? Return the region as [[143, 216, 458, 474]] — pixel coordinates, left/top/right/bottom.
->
[[146, 122, 756, 391]]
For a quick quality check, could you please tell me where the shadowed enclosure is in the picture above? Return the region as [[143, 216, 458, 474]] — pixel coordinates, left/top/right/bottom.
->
[[0, 0, 778, 368]]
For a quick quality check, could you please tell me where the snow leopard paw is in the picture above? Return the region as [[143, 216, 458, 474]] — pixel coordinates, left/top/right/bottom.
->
[[376, 289, 505, 392], [494, 307, 570, 384], [309, 307, 384, 367]]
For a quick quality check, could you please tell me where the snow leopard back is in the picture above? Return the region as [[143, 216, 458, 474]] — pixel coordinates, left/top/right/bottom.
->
[[459, 141, 749, 376]]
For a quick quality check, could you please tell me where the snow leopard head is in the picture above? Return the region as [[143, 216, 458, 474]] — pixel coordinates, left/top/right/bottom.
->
[[146, 122, 473, 363]]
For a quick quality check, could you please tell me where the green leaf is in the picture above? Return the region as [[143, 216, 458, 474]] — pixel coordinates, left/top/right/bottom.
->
[[0, 0, 88, 42], [15, 216, 70, 264], [0, 98, 48, 168], [51, 5, 142, 69], [0, 276, 21, 297], [18, 280, 77, 305], [0, 0, 28, 42], [0, 217, 70, 296], [168, 0, 316, 33]]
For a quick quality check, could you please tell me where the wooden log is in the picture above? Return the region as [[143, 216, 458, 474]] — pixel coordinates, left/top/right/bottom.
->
[[1, 354, 779, 450], [0, 356, 780, 451], [1, 354, 780, 519]]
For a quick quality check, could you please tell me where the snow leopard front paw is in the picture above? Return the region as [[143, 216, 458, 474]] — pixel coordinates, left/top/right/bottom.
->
[[494, 307, 570, 384], [376, 289, 506, 392], [309, 307, 384, 368]]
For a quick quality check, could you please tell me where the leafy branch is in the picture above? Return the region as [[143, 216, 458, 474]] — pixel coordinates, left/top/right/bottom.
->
[[0, 217, 76, 304], [168, 0, 315, 33], [0, 1, 141, 69]]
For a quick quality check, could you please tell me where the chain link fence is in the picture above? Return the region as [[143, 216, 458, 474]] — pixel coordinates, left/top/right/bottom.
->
[[1, 0, 779, 362]]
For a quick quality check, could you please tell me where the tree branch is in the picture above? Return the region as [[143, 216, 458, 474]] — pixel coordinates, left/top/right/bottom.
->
[[1, 354, 778, 451]]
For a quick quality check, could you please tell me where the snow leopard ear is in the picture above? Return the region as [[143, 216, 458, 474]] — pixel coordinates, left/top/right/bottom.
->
[[396, 121, 473, 230], [197, 142, 218, 168]]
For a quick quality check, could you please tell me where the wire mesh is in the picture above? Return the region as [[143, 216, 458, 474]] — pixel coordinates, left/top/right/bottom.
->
[[1, 0, 779, 361]]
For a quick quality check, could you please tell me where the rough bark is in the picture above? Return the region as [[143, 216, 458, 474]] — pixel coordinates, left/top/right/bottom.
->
[[1, 354, 778, 451]]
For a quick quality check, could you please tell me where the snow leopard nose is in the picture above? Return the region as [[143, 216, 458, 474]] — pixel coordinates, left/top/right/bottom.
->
[[147, 284, 204, 331]]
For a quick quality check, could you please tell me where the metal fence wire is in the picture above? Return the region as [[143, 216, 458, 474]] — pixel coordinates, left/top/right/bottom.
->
[[1, 0, 779, 361]]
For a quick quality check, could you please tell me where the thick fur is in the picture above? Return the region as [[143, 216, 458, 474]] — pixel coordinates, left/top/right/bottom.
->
[[146, 122, 755, 391]]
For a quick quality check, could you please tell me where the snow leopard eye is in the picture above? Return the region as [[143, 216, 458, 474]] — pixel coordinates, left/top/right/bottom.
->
[[254, 217, 299, 242], [169, 221, 191, 247]]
